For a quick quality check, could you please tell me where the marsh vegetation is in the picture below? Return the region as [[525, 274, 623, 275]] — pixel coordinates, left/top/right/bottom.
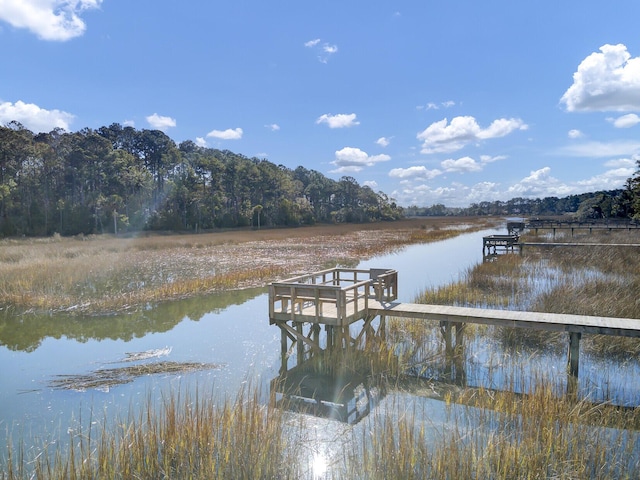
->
[[3, 222, 640, 478], [0, 218, 496, 315]]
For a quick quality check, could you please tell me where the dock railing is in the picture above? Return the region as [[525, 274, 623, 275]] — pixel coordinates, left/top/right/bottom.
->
[[269, 268, 397, 326]]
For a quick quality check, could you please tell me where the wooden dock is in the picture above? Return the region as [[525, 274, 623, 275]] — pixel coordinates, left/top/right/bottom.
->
[[482, 234, 520, 256], [269, 268, 640, 382], [527, 219, 640, 236]]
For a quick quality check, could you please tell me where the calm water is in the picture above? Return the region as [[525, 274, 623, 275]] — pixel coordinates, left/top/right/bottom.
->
[[1, 225, 639, 465]]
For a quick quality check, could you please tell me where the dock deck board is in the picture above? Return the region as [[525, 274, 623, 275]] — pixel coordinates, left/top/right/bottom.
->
[[369, 301, 640, 338]]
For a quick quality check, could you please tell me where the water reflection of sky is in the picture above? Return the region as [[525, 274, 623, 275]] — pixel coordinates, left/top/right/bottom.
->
[[359, 228, 501, 302]]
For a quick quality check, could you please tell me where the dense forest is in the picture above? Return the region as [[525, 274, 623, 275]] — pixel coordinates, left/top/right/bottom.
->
[[2, 121, 640, 237], [0, 122, 404, 237]]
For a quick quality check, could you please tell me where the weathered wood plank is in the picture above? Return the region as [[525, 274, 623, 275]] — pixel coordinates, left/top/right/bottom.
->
[[369, 301, 640, 338]]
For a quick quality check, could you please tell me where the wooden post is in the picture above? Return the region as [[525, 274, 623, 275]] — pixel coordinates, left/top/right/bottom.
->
[[280, 327, 288, 374], [567, 331, 581, 378], [326, 325, 334, 350], [296, 322, 304, 365], [567, 331, 581, 397], [443, 322, 453, 356]]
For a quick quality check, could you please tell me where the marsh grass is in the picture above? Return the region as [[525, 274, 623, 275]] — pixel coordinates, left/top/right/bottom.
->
[[348, 372, 640, 479], [3, 387, 302, 480], [413, 229, 640, 358], [0, 218, 498, 315], [6, 371, 640, 479]]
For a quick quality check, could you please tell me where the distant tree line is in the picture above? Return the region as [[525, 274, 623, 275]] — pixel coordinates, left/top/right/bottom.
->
[[407, 159, 640, 222], [0, 122, 404, 237]]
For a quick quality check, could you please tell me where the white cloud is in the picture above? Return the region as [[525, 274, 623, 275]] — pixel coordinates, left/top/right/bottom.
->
[[392, 181, 502, 208], [146, 113, 176, 131], [0, 0, 102, 41], [507, 167, 573, 198], [206, 127, 243, 140], [123, 119, 135, 127], [388, 165, 442, 180], [0, 100, 74, 132], [330, 147, 390, 173], [391, 159, 635, 208], [305, 38, 338, 63], [441, 156, 482, 173], [559, 140, 640, 158], [480, 154, 507, 164], [316, 113, 359, 129], [611, 113, 640, 128], [575, 167, 636, 190], [561, 44, 640, 112], [604, 157, 636, 169], [417, 101, 455, 111], [376, 136, 390, 147], [417, 116, 527, 154], [195, 137, 207, 147], [323, 44, 338, 54], [265, 123, 280, 131], [363, 180, 378, 189], [568, 129, 584, 139]]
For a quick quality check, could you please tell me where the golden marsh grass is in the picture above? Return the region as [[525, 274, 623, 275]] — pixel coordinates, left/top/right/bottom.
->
[[0, 218, 497, 315]]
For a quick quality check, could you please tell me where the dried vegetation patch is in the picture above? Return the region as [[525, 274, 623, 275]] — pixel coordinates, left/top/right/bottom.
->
[[0, 218, 497, 315]]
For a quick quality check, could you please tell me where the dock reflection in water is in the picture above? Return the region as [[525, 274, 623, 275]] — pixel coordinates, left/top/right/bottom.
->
[[271, 349, 387, 424]]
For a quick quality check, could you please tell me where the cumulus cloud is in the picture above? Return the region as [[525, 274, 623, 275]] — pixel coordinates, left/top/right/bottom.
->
[[376, 136, 390, 147], [265, 123, 280, 131], [561, 44, 640, 112], [441, 156, 482, 173], [610, 113, 640, 128], [363, 180, 378, 189], [146, 113, 176, 131], [0, 0, 102, 41], [316, 113, 359, 128], [0, 100, 74, 132], [330, 147, 390, 173], [506, 167, 572, 198], [206, 127, 243, 140], [392, 181, 502, 208], [305, 38, 338, 63], [575, 167, 636, 190], [417, 116, 527, 154], [195, 137, 207, 147], [568, 129, 584, 139], [388, 165, 442, 180]]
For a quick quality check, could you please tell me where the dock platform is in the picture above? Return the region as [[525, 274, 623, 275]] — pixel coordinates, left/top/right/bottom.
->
[[269, 267, 640, 381]]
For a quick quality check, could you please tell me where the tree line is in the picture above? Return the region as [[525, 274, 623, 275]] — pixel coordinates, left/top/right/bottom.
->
[[0, 122, 404, 237], [407, 163, 640, 222]]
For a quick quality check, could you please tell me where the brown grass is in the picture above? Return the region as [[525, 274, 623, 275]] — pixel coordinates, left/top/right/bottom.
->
[[0, 218, 498, 315]]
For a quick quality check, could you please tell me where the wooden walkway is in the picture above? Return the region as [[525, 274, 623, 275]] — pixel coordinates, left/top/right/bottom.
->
[[269, 267, 640, 380], [369, 301, 640, 338], [520, 242, 640, 249]]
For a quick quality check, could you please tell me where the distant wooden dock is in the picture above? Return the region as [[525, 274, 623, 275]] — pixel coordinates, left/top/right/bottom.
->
[[269, 268, 640, 383], [527, 218, 640, 237]]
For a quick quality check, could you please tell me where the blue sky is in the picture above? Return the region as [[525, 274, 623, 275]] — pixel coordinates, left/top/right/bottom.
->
[[1, 1, 640, 207]]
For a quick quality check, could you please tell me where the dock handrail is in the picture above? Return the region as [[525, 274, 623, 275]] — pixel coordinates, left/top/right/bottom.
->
[[269, 268, 397, 326]]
